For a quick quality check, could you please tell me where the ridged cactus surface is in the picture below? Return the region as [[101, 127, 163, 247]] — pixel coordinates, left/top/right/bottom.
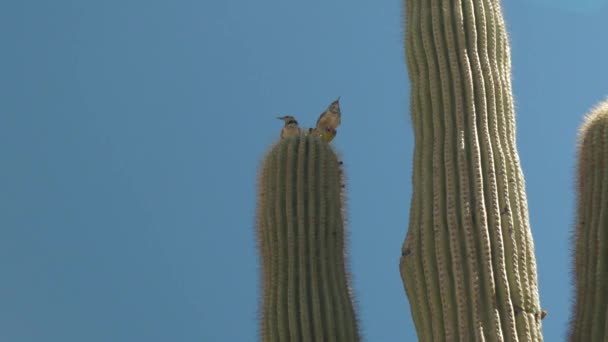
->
[[256, 133, 359, 342], [399, 0, 543, 340], [570, 99, 608, 342]]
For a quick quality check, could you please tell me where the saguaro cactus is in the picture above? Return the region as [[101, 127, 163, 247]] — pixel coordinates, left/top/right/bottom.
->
[[256, 133, 359, 342], [399, 0, 543, 340], [570, 99, 608, 342]]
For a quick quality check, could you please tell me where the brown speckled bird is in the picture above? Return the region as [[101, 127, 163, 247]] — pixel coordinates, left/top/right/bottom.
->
[[313, 97, 341, 142], [277, 115, 300, 139]]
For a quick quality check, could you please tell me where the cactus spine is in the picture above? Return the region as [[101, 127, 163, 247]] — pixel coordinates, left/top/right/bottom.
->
[[399, 0, 543, 340], [569, 99, 608, 342], [257, 133, 359, 342]]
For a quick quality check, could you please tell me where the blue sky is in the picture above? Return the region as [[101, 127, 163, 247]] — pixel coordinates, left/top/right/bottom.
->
[[1, 0, 607, 341]]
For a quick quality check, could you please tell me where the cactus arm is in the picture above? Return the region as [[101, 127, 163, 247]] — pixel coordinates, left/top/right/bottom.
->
[[570, 101, 608, 341], [400, 0, 543, 340], [257, 135, 359, 342]]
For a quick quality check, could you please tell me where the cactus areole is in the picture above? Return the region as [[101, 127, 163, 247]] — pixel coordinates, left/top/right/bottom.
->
[[256, 134, 359, 342], [399, 0, 543, 340]]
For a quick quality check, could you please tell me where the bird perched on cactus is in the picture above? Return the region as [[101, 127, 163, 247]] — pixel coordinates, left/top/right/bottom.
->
[[313, 97, 341, 143], [277, 115, 300, 139]]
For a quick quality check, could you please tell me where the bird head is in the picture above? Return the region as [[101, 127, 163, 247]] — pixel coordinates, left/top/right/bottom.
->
[[277, 115, 298, 125], [328, 97, 341, 114]]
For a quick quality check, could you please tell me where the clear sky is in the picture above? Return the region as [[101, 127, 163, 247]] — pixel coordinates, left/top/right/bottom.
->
[[1, 0, 607, 341]]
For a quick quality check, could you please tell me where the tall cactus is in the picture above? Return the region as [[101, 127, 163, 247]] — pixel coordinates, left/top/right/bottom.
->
[[569, 99, 608, 342], [399, 0, 543, 340], [256, 133, 359, 342]]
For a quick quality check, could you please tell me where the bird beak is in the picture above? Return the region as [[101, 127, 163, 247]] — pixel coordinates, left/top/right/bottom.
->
[[331, 97, 341, 107]]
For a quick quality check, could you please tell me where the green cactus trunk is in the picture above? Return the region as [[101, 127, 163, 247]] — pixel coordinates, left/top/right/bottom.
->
[[399, 0, 543, 340], [256, 134, 359, 342], [570, 100, 608, 342]]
